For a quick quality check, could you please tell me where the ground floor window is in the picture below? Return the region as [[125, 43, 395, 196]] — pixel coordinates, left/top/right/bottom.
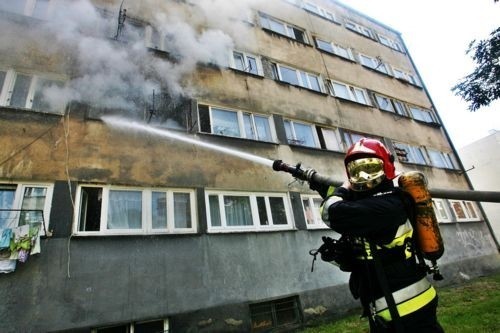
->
[[250, 296, 302, 332], [92, 318, 169, 333]]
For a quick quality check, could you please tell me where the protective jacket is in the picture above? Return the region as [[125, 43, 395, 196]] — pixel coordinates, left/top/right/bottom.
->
[[321, 180, 442, 332]]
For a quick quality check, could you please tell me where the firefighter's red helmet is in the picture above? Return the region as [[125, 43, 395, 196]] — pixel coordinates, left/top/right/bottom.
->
[[344, 138, 396, 191]]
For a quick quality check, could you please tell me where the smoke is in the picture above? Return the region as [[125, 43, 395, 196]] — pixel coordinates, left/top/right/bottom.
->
[[28, 0, 264, 114]]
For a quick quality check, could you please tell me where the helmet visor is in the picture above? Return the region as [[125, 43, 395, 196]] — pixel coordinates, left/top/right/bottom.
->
[[346, 158, 385, 184]]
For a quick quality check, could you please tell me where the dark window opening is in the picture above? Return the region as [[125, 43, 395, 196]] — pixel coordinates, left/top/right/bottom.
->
[[79, 187, 102, 232], [250, 296, 302, 332], [198, 104, 211, 133]]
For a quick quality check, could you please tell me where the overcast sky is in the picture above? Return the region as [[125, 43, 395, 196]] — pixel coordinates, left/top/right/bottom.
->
[[338, 0, 500, 149]]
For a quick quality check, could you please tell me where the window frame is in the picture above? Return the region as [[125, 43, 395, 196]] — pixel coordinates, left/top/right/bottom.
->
[[408, 105, 438, 124], [301, 194, 328, 229], [358, 53, 391, 75], [205, 190, 294, 233], [393, 141, 428, 165], [0, 69, 66, 113], [317, 126, 343, 152], [199, 105, 277, 142], [377, 33, 404, 53], [427, 149, 459, 170], [345, 19, 375, 39], [74, 185, 197, 236], [302, 2, 339, 23], [432, 199, 452, 223], [229, 50, 264, 76], [314, 37, 355, 61], [329, 80, 370, 105], [392, 67, 421, 87], [284, 119, 321, 148], [259, 12, 309, 44], [274, 63, 325, 93], [449, 200, 481, 222], [0, 182, 53, 235]]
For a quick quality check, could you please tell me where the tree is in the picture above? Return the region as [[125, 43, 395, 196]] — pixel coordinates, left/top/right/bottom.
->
[[452, 26, 500, 111]]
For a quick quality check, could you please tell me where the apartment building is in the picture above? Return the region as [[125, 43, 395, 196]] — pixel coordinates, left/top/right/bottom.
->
[[0, 0, 498, 332]]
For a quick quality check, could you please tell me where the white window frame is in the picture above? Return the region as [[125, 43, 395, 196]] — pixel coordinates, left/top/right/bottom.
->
[[374, 94, 395, 112], [0, 182, 53, 235], [302, 2, 339, 23], [393, 141, 428, 165], [358, 53, 391, 75], [408, 105, 437, 124], [377, 33, 404, 52], [345, 19, 375, 39], [314, 38, 355, 61], [0, 69, 65, 113], [393, 67, 421, 87], [91, 318, 169, 333], [73, 185, 197, 236], [259, 13, 309, 43], [342, 131, 380, 151], [449, 200, 481, 222], [275, 63, 325, 92], [284, 119, 321, 148], [205, 106, 277, 142], [318, 127, 343, 151], [329, 80, 370, 105], [301, 194, 328, 229], [205, 190, 294, 233], [432, 199, 452, 223], [427, 149, 459, 169], [145, 25, 164, 51], [229, 50, 264, 76]]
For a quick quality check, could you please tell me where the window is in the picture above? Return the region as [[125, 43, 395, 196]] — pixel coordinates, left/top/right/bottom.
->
[[284, 119, 320, 148], [92, 319, 169, 333], [392, 100, 409, 117], [393, 67, 421, 87], [393, 142, 427, 165], [75, 185, 196, 235], [317, 126, 343, 151], [302, 2, 339, 23], [145, 25, 164, 51], [329, 80, 370, 105], [301, 195, 328, 228], [259, 13, 308, 43], [432, 199, 452, 223], [198, 105, 276, 142], [230, 51, 263, 76], [378, 34, 404, 52], [342, 131, 380, 150], [0, 183, 53, 234], [206, 191, 293, 232], [250, 296, 302, 332], [374, 94, 395, 112], [358, 54, 391, 75], [273, 64, 324, 92], [427, 149, 459, 169], [408, 105, 437, 124], [449, 200, 480, 222], [345, 20, 375, 39], [314, 38, 355, 61], [0, 69, 65, 113]]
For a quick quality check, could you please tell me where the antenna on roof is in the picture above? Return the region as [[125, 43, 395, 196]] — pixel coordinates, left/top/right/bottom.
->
[[114, 0, 127, 40]]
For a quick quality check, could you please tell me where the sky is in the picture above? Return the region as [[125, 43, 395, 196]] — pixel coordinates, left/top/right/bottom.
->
[[337, 0, 500, 149]]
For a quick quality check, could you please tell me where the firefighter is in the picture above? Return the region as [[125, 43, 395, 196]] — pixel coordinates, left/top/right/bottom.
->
[[318, 138, 444, 333]]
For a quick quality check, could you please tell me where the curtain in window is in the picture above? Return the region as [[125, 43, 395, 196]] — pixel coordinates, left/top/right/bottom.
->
[[269, 197, 287, 225], [224, 196, 252, 226], [209, 195, 221, 226], [107, 190, 142, 229], [152, 192, 167, 229], [254, 116, 272, 141]]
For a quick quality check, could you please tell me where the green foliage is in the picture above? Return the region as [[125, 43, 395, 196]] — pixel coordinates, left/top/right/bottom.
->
[[452, 27, 500, 111], [299, 272, 500, 333]]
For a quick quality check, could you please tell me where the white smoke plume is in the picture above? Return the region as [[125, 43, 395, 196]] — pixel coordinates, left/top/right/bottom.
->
[[13, 0, 265, 112]]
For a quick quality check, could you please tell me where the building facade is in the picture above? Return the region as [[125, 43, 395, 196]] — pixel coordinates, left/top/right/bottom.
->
[[459, 130, 500, 247], [0, 0, 498, 332]]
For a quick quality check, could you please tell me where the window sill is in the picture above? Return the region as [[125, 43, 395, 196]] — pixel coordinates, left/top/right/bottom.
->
[[261, 28, 312, 47], [395, 77, 423, 89], [361, 65, 394, 78], [229, 67, 265, 79], [345, 27, 377, 42], [317, 48, 357, 63], [275, 80, 328, 96], [198, 132, 280, 146], [332, 96, 371, 108]]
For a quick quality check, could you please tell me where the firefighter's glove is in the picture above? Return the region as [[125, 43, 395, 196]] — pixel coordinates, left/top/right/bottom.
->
[[309, 181, 334, 199]]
